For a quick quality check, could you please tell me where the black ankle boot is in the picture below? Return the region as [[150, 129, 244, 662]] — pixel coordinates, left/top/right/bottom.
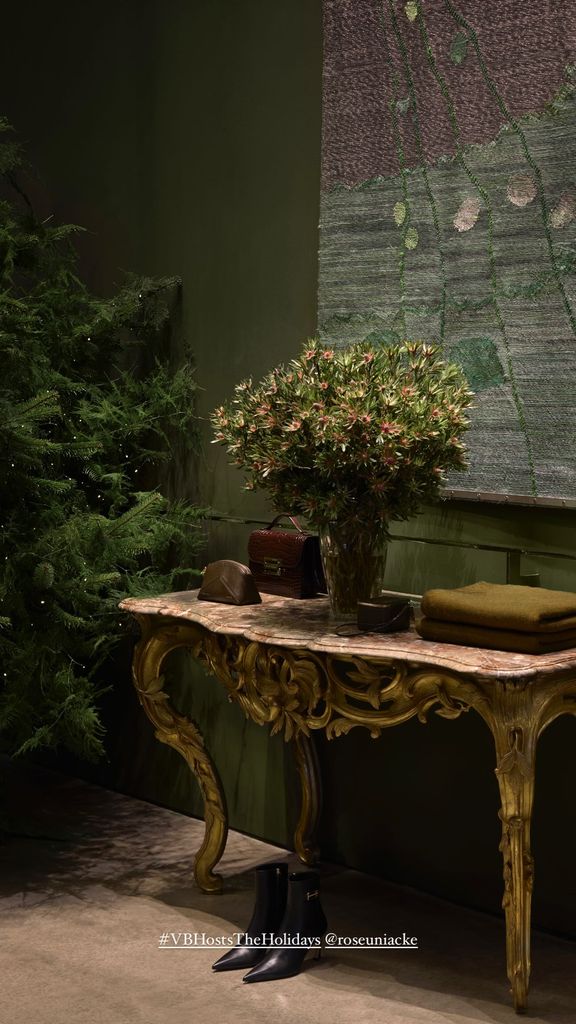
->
[[242, 870, 327, 983], [212, 862, 288, 972]]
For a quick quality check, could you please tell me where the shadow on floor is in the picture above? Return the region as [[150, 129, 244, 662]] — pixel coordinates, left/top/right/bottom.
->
[[1, 757, 575, 1024]]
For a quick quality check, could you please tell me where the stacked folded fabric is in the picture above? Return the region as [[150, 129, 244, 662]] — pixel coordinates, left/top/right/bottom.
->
[[417, 581, 576, 654]]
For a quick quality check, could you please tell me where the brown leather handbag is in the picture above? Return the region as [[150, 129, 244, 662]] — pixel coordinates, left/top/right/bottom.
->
[[248, 515, 325, 599]]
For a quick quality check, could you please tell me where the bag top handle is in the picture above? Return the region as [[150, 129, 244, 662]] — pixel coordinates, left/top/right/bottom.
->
[[266, 513, 305, 533]]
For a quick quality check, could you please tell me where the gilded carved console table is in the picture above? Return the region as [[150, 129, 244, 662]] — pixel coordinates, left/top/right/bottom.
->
[[119, 590, 576, 1013]]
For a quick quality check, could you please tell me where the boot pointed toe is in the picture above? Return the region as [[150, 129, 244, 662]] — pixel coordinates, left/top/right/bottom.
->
[[242, 949, 308, 983], [212, 945, 267, 972]]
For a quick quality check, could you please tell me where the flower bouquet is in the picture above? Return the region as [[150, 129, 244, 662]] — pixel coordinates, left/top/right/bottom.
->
[[212, 339, 472, 614]]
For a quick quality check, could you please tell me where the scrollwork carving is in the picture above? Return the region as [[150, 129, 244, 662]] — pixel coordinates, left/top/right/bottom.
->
[[307, 656, 487, 738], [194, 629, 325, 740]]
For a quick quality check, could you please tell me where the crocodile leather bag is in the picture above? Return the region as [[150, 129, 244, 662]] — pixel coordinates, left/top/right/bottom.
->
[[248, 515, 325, 599]]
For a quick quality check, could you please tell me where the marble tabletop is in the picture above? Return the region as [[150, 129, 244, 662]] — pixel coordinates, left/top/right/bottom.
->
[[119, 591, 576, 683]]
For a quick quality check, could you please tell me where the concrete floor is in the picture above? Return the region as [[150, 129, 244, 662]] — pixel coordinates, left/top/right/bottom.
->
[[1, 760, 576, 1024]]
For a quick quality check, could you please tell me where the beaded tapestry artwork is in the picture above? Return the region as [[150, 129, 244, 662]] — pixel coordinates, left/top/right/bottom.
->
[[319, 0, 576, 502]]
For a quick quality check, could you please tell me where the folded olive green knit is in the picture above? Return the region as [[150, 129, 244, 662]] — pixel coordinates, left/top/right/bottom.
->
[[420, 582, 576, 634], [416, 618, 576, 654]]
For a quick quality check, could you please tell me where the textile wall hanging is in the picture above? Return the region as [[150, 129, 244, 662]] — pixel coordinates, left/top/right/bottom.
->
[[319, 0, 576, 504]]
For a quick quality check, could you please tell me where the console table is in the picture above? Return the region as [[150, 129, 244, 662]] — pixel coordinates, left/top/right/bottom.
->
[[119, 590, 576, 1013]]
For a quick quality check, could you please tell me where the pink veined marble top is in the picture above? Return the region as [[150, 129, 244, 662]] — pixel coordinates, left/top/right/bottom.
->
[[116, 589, 576, 684], [119, 591, 576, 684]]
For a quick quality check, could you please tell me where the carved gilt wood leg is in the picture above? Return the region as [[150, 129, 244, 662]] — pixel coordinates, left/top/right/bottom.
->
[[293, 733, 322, 865], [486, 694, 537, 1014], [131, 615, 228, 893]]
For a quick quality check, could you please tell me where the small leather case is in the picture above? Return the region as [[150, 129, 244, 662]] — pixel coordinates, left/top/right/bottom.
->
[[357, 599, 411, 633], [198, 560, 262, 605]]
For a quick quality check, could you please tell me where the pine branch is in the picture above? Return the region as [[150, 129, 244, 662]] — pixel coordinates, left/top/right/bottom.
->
[[0, 118, 203, 761]]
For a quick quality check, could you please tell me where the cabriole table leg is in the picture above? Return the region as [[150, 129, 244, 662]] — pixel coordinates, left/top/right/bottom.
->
[[491, 720, 537, 1014], [293, 732, 322, 865], [132, 615, 228, 893]]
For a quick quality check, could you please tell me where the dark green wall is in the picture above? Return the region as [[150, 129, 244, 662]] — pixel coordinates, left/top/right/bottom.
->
[[4, 0, 576, 937]]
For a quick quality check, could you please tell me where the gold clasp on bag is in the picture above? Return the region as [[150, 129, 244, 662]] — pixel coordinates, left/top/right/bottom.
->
[[263, 558, 282, 576]]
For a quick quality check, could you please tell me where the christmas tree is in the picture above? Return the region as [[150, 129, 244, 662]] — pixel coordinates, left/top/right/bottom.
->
[[0, 118, 203, 760]]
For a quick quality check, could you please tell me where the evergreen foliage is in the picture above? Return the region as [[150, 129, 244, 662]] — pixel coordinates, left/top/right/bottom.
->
[[0, 119, 203, 760]]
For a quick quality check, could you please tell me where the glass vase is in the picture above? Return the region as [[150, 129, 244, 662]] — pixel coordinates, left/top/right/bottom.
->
[[318, 523, 388, 618]]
